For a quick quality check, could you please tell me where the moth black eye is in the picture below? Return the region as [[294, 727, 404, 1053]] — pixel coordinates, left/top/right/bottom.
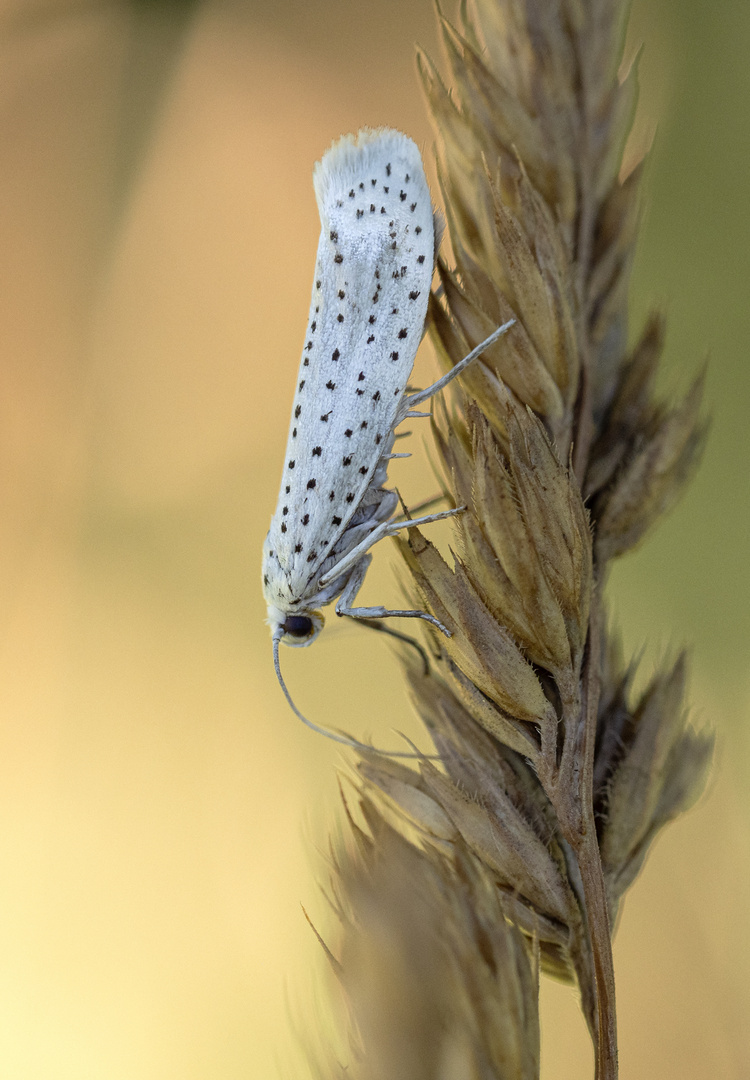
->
[[284, 615, 314, 639]]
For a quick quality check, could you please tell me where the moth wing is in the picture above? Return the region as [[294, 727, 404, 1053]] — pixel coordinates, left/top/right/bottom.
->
[[264, 129, 435, 607]]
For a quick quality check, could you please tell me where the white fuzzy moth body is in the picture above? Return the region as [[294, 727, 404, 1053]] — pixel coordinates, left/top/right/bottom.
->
[[262, 128, 512, 750]]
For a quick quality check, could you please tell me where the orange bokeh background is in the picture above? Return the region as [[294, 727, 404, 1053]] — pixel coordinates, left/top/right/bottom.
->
[[0, 0, 746, 1076]]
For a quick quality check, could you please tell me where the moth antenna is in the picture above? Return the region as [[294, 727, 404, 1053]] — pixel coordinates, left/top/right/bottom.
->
[[272, 634, 437, 760]]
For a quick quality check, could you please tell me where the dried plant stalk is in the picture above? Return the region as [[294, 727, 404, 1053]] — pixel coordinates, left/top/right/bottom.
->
[[320, 1, 713, 1078], [320, 802, 540, 1080]]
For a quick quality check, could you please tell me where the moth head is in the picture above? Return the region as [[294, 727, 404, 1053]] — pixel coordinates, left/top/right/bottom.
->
[[268, 605, 324, 647]]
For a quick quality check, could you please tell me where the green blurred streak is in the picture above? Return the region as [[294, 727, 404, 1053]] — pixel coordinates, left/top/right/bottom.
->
[[613, 0, 750, 753], [109, 0, 202, 218]]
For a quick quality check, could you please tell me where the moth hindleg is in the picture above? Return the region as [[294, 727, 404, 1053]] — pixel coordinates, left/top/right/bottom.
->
[[384, 506, 464, 535], [398, 319, 515, 415]]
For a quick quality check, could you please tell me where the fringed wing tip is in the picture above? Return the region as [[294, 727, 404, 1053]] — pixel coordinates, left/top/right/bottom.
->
[[313, 127, 426, 210]]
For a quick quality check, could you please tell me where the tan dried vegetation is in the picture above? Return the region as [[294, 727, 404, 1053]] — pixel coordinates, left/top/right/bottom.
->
[[318, 1, 712, 1078]]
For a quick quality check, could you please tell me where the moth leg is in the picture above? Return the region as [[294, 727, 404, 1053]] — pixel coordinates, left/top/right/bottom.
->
[[335, 554, 451, 637], [399, 319, 515, 413], [384, 506, 464, 534], [320, 507, 465, 588], [320, 521, 393, 586], [357, 619, 430, 676], [339, 602, 451, 637]]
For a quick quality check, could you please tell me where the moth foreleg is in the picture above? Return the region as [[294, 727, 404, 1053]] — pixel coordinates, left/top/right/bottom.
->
[[339, 602, 451, 637], [335, 554, 451, 637]]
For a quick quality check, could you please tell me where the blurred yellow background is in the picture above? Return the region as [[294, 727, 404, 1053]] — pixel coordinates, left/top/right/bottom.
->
[[0, 0, 746, 1076]]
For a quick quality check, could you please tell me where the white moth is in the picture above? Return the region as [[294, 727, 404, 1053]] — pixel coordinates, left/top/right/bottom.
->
[[262, 128, 512, 750]]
